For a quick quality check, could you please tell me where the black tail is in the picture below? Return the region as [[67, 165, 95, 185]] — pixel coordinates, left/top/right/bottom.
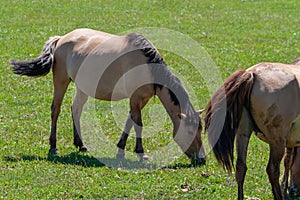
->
[[204, 70, 254, 172], [10, 36, 61, 77]]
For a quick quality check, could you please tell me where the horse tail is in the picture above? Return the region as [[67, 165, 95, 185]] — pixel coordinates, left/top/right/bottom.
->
[[10, 36, 61, 77], [204, 69, 254, 173]]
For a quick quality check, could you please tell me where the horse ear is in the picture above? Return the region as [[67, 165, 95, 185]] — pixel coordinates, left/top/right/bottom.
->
[[196, 109, 205, 115], [177, 113, 187, 120]]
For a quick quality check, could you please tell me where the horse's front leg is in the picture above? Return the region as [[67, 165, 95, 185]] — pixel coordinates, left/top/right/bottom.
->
[[131, 108, 149, 161], [49, 102, 59, 154], [235, 108, 253, 200], [71, 87, 88, 152], [130, 96, 151, 161], [116, 113, 133, 159]]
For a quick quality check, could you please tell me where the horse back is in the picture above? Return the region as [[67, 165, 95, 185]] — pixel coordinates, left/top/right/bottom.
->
[[53, 28, 154, 100]]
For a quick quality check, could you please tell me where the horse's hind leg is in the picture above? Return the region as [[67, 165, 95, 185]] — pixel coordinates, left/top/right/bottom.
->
[[72, 87, 88, 152], [235, 108, 253, 200], [290, 147, 300, 198], [49, 73, 70, 154], [281, 147, 294, 199], [267, 138, 286, 200]]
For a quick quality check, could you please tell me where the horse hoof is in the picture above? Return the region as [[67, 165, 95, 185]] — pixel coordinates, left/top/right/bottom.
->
[[116, 153, 126, 159], [79, 146, 88, 152], [49, 148, 58, 154], [116, 148, 126, 159], [137, 153, 150, 161]]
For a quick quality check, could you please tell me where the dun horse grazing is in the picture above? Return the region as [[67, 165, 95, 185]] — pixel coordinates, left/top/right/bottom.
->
[[11, 28, 205, 165], [205, 58, 300, 200]]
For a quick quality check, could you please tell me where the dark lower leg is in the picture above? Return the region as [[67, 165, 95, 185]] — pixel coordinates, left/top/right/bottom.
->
[[49, 127, 57, 154], [133, 119, 144, 154], [267, 163, 282, 200], [282, 148, 293, 199], [73, 124, 87, 152], [71, 88, 88, 152], [267, 145, 285, 200], [116, 132, 129, 158], [49, 103, 59, 154], [116, 113, 134, 159], [117, 132, 129, 150], [72, 110, 86, 151], [235, 119, 251, 200], [133, 120, 149, 160], [134, 138, 144, 154], [129, 96, 151, 160], [117, 114, 133, 150], [236, 159, 247, 200]]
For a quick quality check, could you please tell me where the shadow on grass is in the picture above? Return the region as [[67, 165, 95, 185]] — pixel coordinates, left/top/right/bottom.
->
[[161, 163, 202, 169], [4, 152, 105, 167], [47, 152, 105, 167], [3, 152, 162, 170], [4, 152, 205, 170]]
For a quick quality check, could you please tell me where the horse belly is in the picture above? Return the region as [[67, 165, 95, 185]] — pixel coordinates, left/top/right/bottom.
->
[[94, 64, 154, 101], [288, 115, 300, 147]]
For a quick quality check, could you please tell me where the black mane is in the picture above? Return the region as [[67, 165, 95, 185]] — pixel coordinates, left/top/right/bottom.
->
[[128, 33, 165, 65], [129, 33, 195, 119]]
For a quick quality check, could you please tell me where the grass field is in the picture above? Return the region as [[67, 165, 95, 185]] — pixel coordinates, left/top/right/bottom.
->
[[1, 0, 299, 199]]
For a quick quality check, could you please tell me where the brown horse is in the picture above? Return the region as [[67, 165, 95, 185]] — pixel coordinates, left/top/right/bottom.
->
[[205, 58, 300, 199], [11, 28, 205, 165], [281, 58, 300, 199], [290, 147, 300, 198], [282, 147, 300, 199]]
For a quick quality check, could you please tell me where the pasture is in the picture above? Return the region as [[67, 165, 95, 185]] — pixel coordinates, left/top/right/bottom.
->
[[0, 0, 299, 199]]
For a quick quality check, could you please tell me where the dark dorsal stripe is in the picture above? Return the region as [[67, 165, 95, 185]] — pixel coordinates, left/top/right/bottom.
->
[[128, 33, 193, 116], [128, 33, 165, 65]]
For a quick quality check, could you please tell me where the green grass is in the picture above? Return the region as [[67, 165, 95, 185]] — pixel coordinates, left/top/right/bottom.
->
[[1, 0, 299, 199]]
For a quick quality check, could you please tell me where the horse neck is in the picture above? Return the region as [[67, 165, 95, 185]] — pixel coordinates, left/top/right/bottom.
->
[[155, 86, 193, 131]]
